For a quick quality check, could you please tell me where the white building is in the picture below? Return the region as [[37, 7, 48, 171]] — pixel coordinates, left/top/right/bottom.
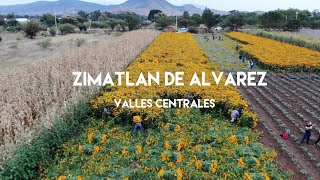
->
[[4, 18, 30, 23]]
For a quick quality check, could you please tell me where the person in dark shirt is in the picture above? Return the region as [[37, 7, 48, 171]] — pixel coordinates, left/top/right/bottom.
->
[[300, 122, 313, 145]]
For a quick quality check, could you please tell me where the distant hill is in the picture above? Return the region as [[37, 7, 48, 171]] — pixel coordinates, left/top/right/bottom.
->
[[0, 0, 106, 15], [105, 0, 202, 15], [0, 0, 228, 16]]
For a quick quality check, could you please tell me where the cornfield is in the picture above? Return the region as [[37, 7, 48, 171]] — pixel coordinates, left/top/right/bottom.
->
[[0, 29, 160, 166]]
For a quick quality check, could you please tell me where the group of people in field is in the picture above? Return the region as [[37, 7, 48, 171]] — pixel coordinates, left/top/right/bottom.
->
[[233, 44, 319, 147], [230, 109, 320, 147], [203, 31, 224, 42], [203, 33, 255, 70], [236, 45, 254, 69], [101, 38, 320, 146], [104, 99, 320, 147]]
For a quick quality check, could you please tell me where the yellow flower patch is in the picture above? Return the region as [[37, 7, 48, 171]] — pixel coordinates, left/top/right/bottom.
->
[[227, 32, 320, 72]]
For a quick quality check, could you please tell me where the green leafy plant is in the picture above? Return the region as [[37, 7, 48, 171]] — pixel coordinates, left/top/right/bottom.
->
[[23, 20, 41, 39], [59, 23, 76, 35], [37, 38, 52, 49]]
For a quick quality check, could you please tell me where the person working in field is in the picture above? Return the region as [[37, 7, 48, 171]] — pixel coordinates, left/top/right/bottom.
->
[[185, 92, 192, 101], [231, 109, 242, 122], [104, 106, 112, 118], [236, 44, 240, 51], [300, 122, 313, 145], [133, 114, 143, 133], [248, 60, 254, 69], [239, 55, 243, 63], [280, 129, 290, 140]]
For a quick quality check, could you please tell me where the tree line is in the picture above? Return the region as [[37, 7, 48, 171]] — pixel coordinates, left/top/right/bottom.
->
[[148, 8, 320, 31], [0, 8, 319, 39]]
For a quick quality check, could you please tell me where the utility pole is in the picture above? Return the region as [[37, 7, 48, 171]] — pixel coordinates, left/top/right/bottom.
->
[[54, 8, 59, 35], [296, 10, 298, 20], [176, 15, 178, 29], [285, 15, 287, 23]]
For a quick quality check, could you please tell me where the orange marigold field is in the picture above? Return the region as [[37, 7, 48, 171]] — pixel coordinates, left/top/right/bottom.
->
[[227, 32, 320, 72]]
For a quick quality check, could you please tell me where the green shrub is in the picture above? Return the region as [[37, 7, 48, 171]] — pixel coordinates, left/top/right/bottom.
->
[[188, 26, 199, 34], [23, 20, 41, 39], [59, 16, 79, 26], [37, 38, 52, 49], [90, 21, 108, 28], [5, 19, 21, 32], [59, 23, 76, 35], [49, 28, 56, 36]]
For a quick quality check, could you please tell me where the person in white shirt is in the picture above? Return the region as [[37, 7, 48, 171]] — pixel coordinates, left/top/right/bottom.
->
[[300, 122, 313, 145]]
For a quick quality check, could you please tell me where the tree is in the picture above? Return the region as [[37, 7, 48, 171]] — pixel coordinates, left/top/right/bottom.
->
[[259, 10, 286, 29], [190, 14, 203, 26], [76, 16, 87, 24], [90, 10, 102, 21], [223, 11, 245, 30], [183, 11, 190, 19], [78, 11, 89, 19], [40, 13, 55, 27], [23, 20, 41, 39], [148, 9, 162, 21], [126, 13, 142, 31], [5, 13, 20, 32], [156, 16, 175, 29], [6, 19, 19, 27], [103, 11, 112, 18], [244, 12, 259, 25], [310, 20, 320, 29], [178, 18, 189, 27], [6, 13, 15, 20], [153, 12, 166, 22], [285, 19, 301, 31], [202, 8, 219, 29], [0, 17, 5, 26], [99, 14, 109, 22], [297, 10, 311, 27], [108, 18, 118, 31], [60, 16, 79, 26], [118, 20, 127, 31], [310, 10, 320, 29]]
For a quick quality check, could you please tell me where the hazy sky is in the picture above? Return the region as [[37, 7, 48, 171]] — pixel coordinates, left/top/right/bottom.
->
[[0, 0, 319, 11]]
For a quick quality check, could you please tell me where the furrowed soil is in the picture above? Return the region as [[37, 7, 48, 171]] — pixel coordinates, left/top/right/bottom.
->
[[194, 33, 320, 179]]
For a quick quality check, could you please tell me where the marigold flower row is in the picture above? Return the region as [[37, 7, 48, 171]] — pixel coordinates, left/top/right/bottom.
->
[[227, 32, 320, 72], [91, 32, 257, 127]]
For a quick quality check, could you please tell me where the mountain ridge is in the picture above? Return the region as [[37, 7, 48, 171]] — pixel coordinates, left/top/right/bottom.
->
[[0, 0, 228, 16]]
